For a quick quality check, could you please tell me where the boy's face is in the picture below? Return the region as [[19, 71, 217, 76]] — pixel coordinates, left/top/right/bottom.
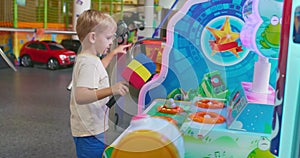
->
[[94, 26, 116, 55]]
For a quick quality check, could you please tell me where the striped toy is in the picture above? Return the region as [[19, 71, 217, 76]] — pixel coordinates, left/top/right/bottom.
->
[[122, 53, 156, 89]]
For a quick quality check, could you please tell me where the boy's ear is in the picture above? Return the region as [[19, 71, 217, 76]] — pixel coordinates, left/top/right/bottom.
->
[[89, 32, 96, 44]]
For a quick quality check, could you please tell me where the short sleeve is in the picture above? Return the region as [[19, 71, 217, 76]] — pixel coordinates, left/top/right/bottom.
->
[[76, 63, 100, 89]]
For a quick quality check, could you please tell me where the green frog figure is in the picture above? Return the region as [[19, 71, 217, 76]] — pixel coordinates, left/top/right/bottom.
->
[[259, 15, 281, 49]]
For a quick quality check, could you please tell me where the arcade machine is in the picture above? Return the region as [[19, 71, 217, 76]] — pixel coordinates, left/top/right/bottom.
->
[[103, 0, 300, 157]]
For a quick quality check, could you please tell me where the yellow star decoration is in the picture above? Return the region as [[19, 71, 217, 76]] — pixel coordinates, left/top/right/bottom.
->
[[206, 17, 242, 57]]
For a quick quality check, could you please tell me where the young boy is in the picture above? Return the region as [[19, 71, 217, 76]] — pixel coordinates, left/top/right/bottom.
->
[[70, 9, 131, 158]]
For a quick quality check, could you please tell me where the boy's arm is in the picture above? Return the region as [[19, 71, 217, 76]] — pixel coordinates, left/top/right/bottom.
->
[[75, 81, 129, 105], [75, 87, 112, 105], [101, 44, 132, 68]]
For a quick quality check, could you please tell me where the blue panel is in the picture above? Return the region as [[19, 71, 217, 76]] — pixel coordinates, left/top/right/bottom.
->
[[134, 53, 156, 74]]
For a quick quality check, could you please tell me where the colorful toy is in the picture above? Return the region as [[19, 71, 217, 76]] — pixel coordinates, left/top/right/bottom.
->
[[121, 53, 156, 89], [106, 53, 156, 108]]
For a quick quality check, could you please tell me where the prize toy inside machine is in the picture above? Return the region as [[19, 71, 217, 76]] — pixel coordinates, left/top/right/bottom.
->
[[103, 0, 285, 157]]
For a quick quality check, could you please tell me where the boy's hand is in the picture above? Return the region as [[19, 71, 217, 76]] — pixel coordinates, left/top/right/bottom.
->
[[112, 43, 132, 55], [111, 81, 129, 96]]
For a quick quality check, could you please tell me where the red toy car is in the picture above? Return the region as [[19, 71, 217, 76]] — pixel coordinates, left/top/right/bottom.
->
[[20, 40, 76, 70]]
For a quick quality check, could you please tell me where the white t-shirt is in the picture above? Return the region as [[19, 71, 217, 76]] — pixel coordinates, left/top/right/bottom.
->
[[70, 53, 110, 137]]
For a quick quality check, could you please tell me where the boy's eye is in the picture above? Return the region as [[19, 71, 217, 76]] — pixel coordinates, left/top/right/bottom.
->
[[107, 35, 116, 41]]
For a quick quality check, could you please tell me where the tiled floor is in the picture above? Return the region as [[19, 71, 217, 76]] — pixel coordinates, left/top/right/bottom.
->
[[0, 66, 124, 158]]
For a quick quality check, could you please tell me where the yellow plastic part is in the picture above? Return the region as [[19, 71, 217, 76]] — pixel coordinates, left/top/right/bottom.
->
[[111, 130, 180, 158], [127, 60, 151, 82]]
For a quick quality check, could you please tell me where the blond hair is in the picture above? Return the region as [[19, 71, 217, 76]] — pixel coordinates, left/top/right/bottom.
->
[[76, 9, 117, 42]]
